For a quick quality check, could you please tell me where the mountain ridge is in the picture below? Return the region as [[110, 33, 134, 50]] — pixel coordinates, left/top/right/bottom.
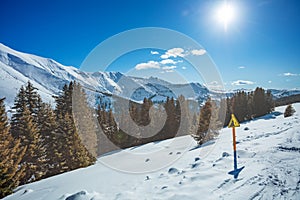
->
[[1, 43, 300, 108], [0, 43, 211, 107]]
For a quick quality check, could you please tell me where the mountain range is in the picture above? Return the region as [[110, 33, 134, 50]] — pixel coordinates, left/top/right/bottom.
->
[[0, 43, 299, 108]]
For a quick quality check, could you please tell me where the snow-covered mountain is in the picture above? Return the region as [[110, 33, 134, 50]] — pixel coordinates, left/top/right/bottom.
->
[[3, 103, 300, 200], [268, 89, 300, 99], [1, 43, 299, 109], [0, 43, 210, 107]]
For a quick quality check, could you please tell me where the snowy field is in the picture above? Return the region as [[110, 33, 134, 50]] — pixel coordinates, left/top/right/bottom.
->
[[4, 104, 300, 200]]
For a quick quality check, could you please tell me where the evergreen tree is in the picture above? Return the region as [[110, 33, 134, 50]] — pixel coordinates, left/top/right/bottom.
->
[[0, 98, 26, 198], [10, 86, 26, 138], [194, 98, 213, 144], [246, 91, 254, 119], [140, 98, 151, 126], [266, 90, 275, 113], [55, 82, 96, 171], [209, 100, 222, 135], [219, 97, 231, 127], [24, 81, 42, 120], [253, 87, 267, 117], [10, 83, 45, 184], [176, 95, 193, 136], [16, 106, 44, 183], [232, 91, 248, 121], [284, 104, 295, 118], [164, 97, 178, 139], [55, 82, 73, 117], [189, 112, 199, 136], [72, 82, 98, 157], [252, 87, 274, 118], [37, 103, 61, 178]]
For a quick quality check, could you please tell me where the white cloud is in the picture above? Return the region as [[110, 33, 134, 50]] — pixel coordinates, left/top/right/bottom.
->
[[135, 61, 160, 70], [206, 81, 224, 91], [231, 80, 255, 86], [191, 49, 206, 56], [239, 66, 246, 69], [283, 72, 298, 76], [161, 48, 185, 59], [151, 51, 159, 55], [165, 69, 175, 73], [268, 80, 272, 83], [182, 66, 187, 70], [160, 59, 177, 65], [160, 48, 207, 59], [209, 81, 219, 86], [162, 66, 176, 70]]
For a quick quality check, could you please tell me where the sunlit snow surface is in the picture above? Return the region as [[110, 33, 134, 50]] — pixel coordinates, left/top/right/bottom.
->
[[4, 104, 300, 200]]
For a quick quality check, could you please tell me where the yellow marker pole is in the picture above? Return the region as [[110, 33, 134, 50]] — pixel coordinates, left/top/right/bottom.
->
[[232, 126, 236, 151], [228, 114, 244, 179]]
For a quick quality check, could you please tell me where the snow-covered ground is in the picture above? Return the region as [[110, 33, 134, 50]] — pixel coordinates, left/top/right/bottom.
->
[[4, 104, 300, 200]]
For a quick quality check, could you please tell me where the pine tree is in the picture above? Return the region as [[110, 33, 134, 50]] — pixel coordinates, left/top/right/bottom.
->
[[284, 104, 295, 118], [208, 100, 222, 136], [194, 98, 213, 144], [72, 82, 98, 157], [55, 82, 96, 171], [246, 91, 254, 120], [24, 81, 42, 120], [140, 98, 151, 126], [218, 97, 230, 127], [0, 98, 26, 198], [266, 90, 274, 114], [55, 82, 73, 117], [10, 86, 26, 138], [176, 95, 192, 137], [60, 113, 95, 170], [232, 91, 248, 121], [253, 87, 267, 117], [164, 97, 178, 139], [189, 112, 199, 136], [10, 83, 45, 184], [37, 103, 60, 178], [17, 106, 44, 183]]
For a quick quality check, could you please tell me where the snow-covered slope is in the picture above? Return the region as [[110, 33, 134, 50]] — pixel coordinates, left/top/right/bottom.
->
[[0, 43, 210, 107], [268, 89, 300, 99], [1, 43, 299, 108], [0, 43, 121, 106], [4, 104, 300, 200]]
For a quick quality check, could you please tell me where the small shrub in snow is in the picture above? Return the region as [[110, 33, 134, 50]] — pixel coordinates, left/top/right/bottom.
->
[[284, 104, 295, 118]]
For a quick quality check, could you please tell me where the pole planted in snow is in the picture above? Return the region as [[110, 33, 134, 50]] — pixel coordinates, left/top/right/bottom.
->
[[228, 114, 244, 179]]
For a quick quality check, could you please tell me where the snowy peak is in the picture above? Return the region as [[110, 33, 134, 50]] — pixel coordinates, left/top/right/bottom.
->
[[1, 43, 298, 109], [268, 89, 300, 99], [0, 43, 210, 107]]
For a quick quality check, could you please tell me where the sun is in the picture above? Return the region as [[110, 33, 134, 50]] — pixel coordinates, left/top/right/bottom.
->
[[216, 2, 235, 31]]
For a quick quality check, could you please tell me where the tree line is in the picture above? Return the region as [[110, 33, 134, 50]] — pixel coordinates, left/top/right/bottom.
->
[[96, 95, 199, 154], [193, 87, 275, 144]]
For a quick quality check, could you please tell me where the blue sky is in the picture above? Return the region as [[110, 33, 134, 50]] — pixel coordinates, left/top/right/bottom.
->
[[1, 0, 300, 90]]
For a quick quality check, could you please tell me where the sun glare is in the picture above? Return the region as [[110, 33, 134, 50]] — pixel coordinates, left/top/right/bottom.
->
[[216, 2, 235, 31]]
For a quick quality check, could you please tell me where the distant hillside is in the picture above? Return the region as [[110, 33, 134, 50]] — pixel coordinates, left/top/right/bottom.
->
[[275, 94, 300, 107]]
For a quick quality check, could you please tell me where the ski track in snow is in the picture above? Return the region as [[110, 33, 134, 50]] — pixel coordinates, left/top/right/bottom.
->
[[3, 104, 300, 200]]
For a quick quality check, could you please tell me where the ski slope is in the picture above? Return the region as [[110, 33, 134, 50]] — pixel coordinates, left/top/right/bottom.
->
[[4, 104, 300, 200]]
